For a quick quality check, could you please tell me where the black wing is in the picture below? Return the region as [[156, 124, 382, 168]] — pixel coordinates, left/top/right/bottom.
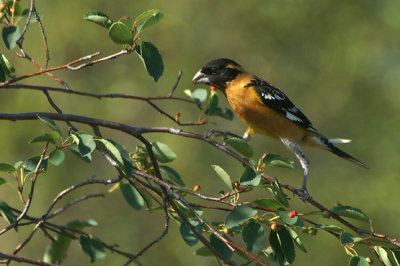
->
[[246, 77, 318, 132]]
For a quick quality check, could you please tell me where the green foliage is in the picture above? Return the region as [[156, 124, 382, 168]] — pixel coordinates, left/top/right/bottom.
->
[[0, 162, 16, 172], [84, 9, 164, 81], [83, 11, 113, 28], [211, 164, 232, 190], [242, 219, 266, 252], [180, 220, 203, 246], [332, 205, 372, 224], [43, 219, 97, 264], [205, 91, 234, 120], [79, 235, 106, 263], [2, 25, 20, 49], [151, 142, 176, 163], [239, 166, 262, 187], [0, 200, 17, 229], [225, 206, 257, 229], [224, 137, 254, 157], [120, 182, 144, 210]]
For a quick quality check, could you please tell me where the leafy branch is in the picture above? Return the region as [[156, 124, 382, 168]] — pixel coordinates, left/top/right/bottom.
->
[[0, 2, 398, 266]]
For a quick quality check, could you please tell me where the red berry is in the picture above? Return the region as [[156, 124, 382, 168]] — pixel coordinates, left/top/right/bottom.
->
[[288, 210, 298, 218]]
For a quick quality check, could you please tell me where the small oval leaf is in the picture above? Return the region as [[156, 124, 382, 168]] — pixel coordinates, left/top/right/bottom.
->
[[159, 165, 184, 186], [151, 142, 176, 163], [225, 206, 257, 229], [211, 165, 232, 190], [84, 11, 113, 28], [180, 220, 203, 247], [108, 21, 132, 44], [242, 219, 266, 252], [225, 137, 254, 157], [332, 205, 372, 224], [2, 26, 20, 50], [120, 182, 144, 210], [0, 163, 16, 172], [49, 150, 65, 166], [239, 166, 261, 187], [136, 41, 164, 81], [253, 198, 285, 210], [79, 235, 106, 263], [137, 12, 164, 33]]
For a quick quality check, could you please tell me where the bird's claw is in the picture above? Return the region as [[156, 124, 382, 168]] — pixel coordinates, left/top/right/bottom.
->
[[294, 188, 312, 201]]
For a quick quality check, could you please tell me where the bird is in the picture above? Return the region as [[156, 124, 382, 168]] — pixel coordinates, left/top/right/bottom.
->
[[192, 58, 369, 199]]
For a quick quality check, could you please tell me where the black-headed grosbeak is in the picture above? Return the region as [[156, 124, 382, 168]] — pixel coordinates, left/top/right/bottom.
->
[[192, 58, 369, 198]]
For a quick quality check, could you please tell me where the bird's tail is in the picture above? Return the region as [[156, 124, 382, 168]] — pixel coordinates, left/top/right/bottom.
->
[[325, 140, 369, 169]]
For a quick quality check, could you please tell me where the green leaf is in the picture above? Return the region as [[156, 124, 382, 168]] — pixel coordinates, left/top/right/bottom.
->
[[136, 41, 164, 82], [23, 155, 48, 173], [349, 256, 370, 266], [71, 133, 96, 157], [134, 9, 161, 23], [37, 115, 62, 135], [108, 21, 132, 44], [332, 205, 372, 224], [211, 165, 232, 190], [96, 139, 132, 176], [210, 234, 233, 261], [29, 131, 61, 144], [49, 150, 65, 166], [0, 53, 15, 77], [184, 88, 208, 105], [225, 206, 257, 229], [159, 165, 184, 186], [263, 153, 294, 168], [180, 220, 203, 246], [0, 178, 7, 186], [68, 145, 92, 163], [317, 224, 344, 233], [43, 219, 97, 264], [119, 17, 134, 31], [253, 198, 285, 210], [269, 226, 296, 264], [194, 246, 213, 256], [67, 219, 98, 229], [84, 11, 113, 28], [120, 182, 144, 210], [225, 137, 254, 157], [79, 235, 106, 263], [2, 25, 20, 50], [267, 178, 289, 207], [374, 246, 394, 266], [239, 166, 261, 187], [136, 12, 164, 33], [0, 163, 16, 172], [21, 9, 41, 23], [287, 228, 307, 253], [340, 232, 363, 245], [277, 210, 304, 227], [242, 219, 266, 252], [0, 200, 17, 229], [151, 142, 176, 163]]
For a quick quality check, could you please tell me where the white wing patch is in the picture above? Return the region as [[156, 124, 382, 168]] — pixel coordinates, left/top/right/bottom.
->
[[260, 92, 275, 100], [285, 111, 303, 122]]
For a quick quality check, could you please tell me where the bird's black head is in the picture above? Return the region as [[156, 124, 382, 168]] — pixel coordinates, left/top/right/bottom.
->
[[192, 58, 243, 90]]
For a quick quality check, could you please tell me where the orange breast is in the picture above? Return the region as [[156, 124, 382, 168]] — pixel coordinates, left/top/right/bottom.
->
[[224, 74, 319, 146]]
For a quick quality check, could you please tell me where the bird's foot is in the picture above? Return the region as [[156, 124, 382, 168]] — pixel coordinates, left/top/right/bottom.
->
[[294, 187, 312, 201]]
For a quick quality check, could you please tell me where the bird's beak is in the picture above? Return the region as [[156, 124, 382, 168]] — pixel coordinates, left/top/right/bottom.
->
[[192, 70, 210, 85]]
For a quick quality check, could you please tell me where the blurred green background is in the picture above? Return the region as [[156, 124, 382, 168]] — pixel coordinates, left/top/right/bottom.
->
[[1, 0, 399, 265]]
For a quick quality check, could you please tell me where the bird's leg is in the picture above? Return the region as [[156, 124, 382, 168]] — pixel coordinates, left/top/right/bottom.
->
[[279, 137, 311, 200], [242, 127, 254, 141]]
